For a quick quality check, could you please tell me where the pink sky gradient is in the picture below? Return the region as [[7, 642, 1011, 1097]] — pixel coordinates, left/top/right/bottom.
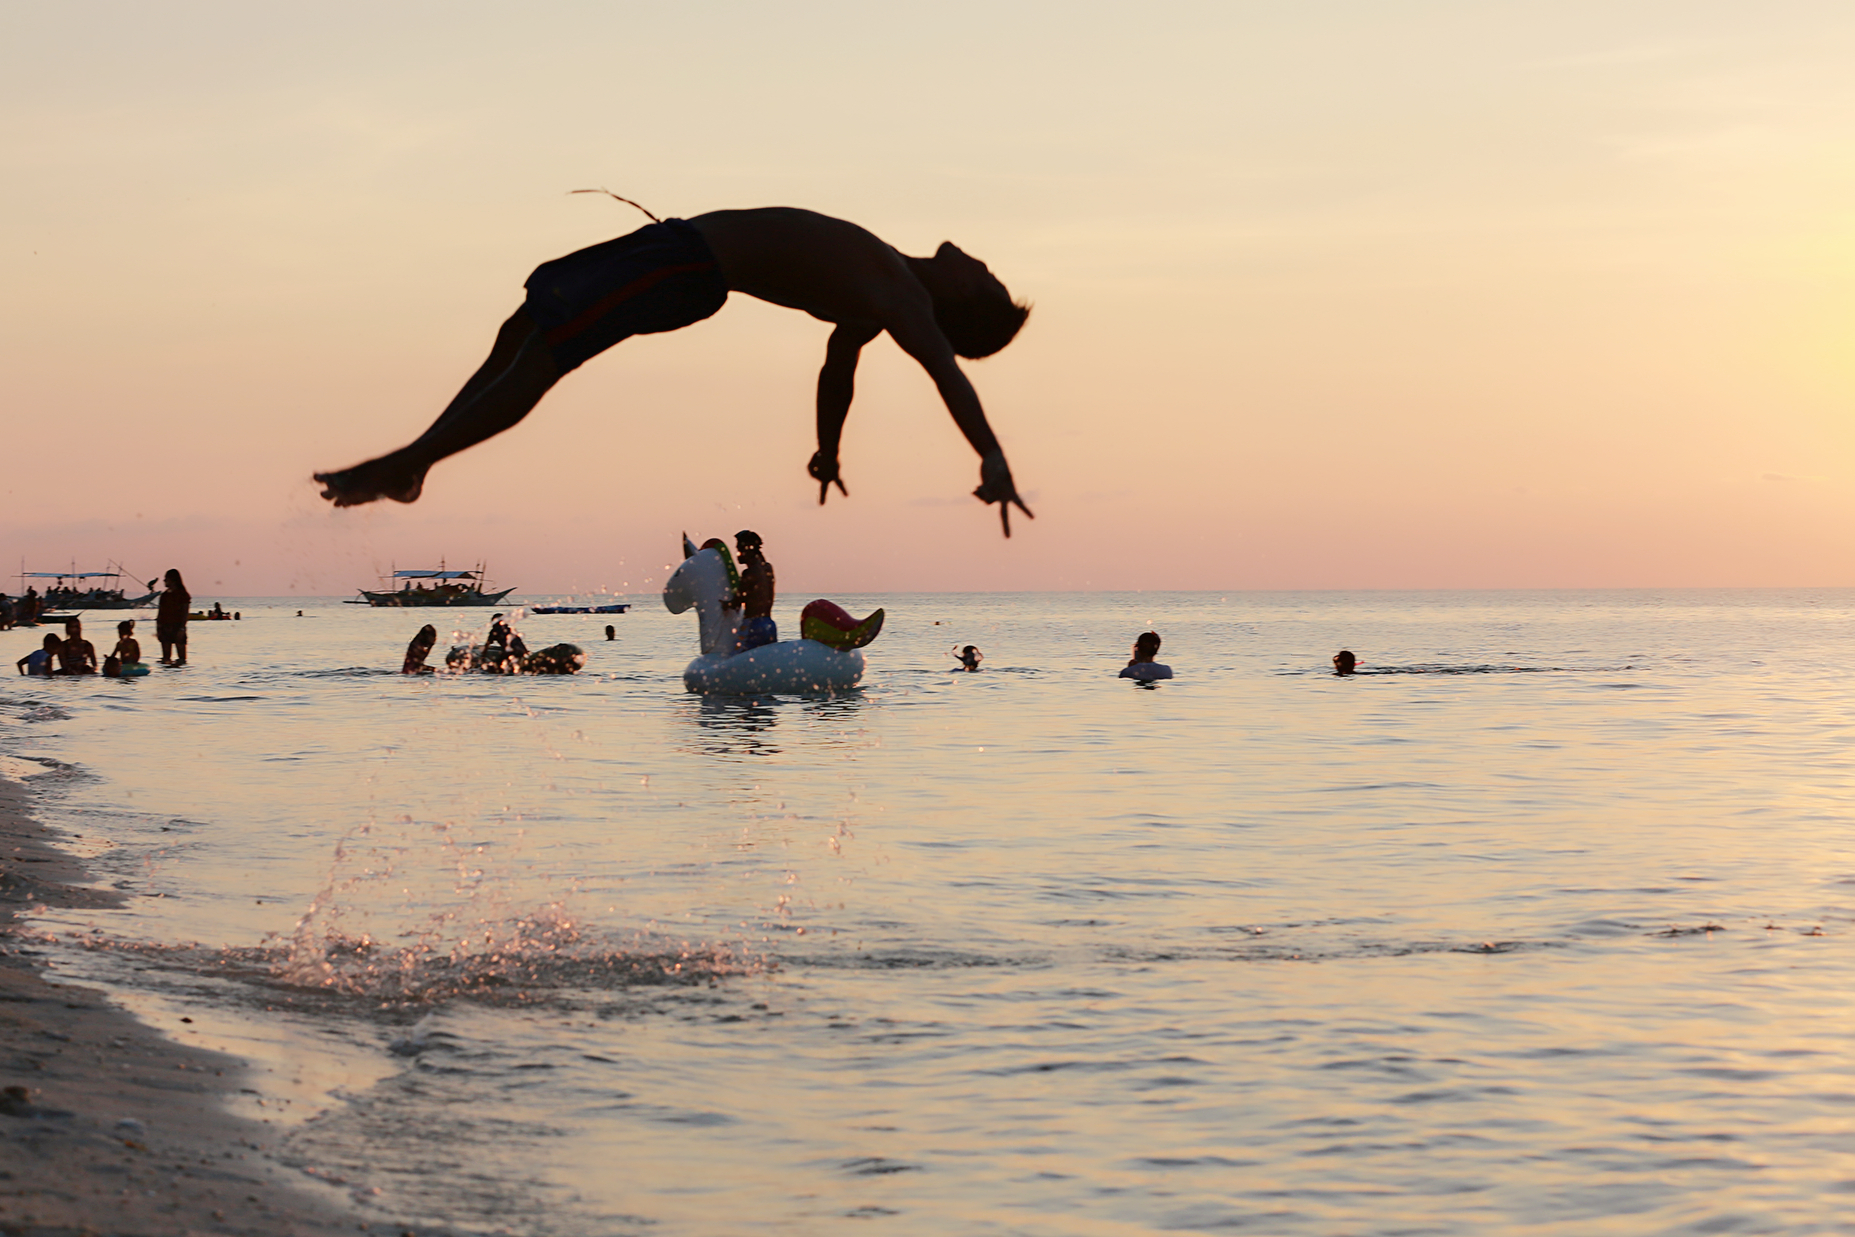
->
[[5, 3, 1855, 595]]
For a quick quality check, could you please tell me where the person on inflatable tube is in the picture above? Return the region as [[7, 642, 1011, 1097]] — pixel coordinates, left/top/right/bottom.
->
[[733, 530, 778, 653]]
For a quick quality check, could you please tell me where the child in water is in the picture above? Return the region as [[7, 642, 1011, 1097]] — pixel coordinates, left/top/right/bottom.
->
[[16, 634, 59, 676], [113, 621, 144, 674]]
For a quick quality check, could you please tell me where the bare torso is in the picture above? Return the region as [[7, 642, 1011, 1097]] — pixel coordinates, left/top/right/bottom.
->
[[687, 208, 929, 328]]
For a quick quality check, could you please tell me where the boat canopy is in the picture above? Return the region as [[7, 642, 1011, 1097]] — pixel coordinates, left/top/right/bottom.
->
[[22, 571, 121, 579], [393, 570, 480, 580]]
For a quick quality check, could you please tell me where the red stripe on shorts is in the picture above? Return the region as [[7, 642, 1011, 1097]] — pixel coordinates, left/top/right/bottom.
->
[[542, 261, 717, 348]]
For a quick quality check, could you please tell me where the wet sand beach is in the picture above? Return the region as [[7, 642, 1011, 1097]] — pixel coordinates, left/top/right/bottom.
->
[[0, 774, 389, 1237]]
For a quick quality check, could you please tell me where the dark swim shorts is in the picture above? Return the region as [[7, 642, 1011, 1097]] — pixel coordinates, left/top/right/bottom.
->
[[523, 218, 730, 374]]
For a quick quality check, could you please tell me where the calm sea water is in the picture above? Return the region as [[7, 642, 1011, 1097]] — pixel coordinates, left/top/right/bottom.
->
[[3, 589, 1853, 1235]]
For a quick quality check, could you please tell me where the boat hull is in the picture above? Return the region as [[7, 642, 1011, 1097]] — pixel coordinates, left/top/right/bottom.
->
[[359, 587, 517, 608], [682, 641, 864, 695], [39, 591, 156, 610]]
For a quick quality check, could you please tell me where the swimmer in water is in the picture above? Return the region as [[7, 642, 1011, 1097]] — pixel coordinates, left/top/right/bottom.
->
[[955, 645, 982, 671], [403, 624, 439, 674], [1119, 631, 1173, 681], [1333, 650, 1357, 675]]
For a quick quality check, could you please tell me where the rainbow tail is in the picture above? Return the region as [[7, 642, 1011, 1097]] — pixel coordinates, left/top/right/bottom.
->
[[801, 600, 885, 651]]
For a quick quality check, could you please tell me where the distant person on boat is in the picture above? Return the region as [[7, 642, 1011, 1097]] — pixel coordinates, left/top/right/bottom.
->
[[956, 645, 982, 671], [0, 594, 13, 631], [1333, 650, 1357, 675], [19, 589, 40, 627], [403, 624, 439, 675], [1120, 631, 1172, 682], [113, 621, 144, 672], [156, 569, 190, 665], [55, 618, 98, 675], [312, 207, 1034, 537], [16, 634, 59, 676], [733, 530, 778, 653]]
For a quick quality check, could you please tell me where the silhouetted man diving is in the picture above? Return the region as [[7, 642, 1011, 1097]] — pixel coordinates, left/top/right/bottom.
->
[[314, 207, 1035, 535]]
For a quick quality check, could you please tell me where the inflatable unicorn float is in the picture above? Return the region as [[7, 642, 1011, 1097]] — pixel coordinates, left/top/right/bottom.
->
[[663, 535, 884, 694]]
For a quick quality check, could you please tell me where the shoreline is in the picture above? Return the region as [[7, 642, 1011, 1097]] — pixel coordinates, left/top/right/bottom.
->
[[0, 772, 404, 1237]]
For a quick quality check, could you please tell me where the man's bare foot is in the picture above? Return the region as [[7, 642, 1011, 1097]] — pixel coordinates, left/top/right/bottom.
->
[[313, 453, 428, 508]]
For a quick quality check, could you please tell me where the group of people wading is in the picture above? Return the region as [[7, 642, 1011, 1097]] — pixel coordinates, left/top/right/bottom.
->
[[12, 570, 193, 677]]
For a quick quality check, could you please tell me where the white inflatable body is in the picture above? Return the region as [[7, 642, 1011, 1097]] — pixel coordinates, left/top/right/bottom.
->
[[681, 642, 866, 694], [663, 545, 866, 695]]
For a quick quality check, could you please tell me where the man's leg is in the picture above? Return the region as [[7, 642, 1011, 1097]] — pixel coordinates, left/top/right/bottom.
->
[[315, 308, 562, 507]]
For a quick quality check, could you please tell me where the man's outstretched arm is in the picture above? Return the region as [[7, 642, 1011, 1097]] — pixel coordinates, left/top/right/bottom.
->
[[884, 305, 1033, 537], [810, 322, 880, 504]]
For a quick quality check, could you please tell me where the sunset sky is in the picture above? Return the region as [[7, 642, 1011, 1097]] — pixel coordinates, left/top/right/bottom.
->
[[6, 2, 1855, 595]]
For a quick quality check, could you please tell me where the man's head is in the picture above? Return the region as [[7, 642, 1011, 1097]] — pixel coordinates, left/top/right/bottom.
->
[[735, 530, 764, 556], [1133, 631, 1162, 661], [64, 618, 81, 639], [42, 634, 60, 651], [924, 243, 1029, 359], [118, 620, 133, 637]]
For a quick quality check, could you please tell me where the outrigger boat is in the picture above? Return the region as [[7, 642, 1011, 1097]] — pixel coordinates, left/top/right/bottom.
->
[[15, 564, 156, 611], [351, 564, 515, 608], [530, 602, 631, 615]]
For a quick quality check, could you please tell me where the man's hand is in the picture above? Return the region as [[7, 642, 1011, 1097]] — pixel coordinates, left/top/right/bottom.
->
[[973, 451, 1034, 538], [808, 451, 849, 505]]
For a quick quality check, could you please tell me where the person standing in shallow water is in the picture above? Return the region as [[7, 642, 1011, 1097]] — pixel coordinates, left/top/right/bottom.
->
[[155, 569, 190, 665], [313, 207, 1035, 536]]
